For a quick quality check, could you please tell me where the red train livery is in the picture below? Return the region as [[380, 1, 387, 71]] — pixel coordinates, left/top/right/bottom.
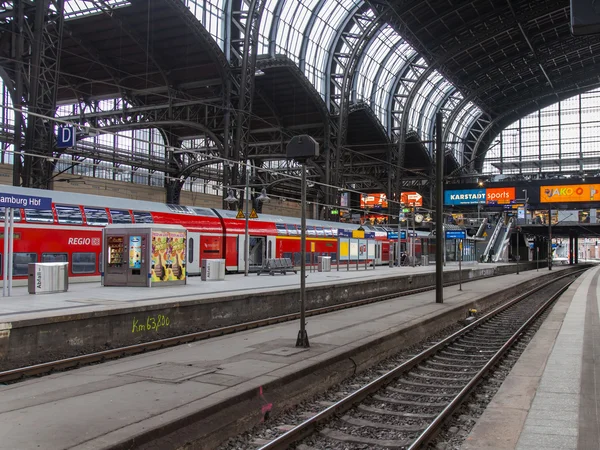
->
[[0, 186, 426, 284]]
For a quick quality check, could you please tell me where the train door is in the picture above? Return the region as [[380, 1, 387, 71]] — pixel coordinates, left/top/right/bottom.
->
[[187, 232, 201, 276], [374, 241, 382, 265], [266, 236, 276, 260], [238, 235, 266, 271]]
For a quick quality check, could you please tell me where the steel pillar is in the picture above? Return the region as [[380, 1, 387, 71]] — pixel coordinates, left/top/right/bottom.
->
[[17, 0, 65, 189]]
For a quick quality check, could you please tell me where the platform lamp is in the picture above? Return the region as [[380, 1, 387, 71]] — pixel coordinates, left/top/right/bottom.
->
[[286, 135, 319, 348]]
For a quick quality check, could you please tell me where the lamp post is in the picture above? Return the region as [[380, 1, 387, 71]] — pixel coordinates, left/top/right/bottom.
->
[[244, 163, 250, 276]]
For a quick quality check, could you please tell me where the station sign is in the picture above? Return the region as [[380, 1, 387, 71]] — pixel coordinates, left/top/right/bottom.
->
[[540, 184, 600, 203], [361, 193, 388, 209], [56, 126, 76, 148], [0, 193, 52, 210], [445, 230, 467, 240]]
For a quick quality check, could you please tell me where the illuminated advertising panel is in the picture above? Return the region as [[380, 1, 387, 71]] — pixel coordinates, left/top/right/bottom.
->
[[444, 189, 485, 205], [540, 184, 600, 203], [361, 193, 388, 209], [445, 187, 516, 205], [486, 187, 515, 205]]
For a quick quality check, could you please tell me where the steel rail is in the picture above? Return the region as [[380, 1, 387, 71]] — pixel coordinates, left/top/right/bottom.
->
[[0, 271, 498, 383], [257, 268, 586, 450], [408, 278, 572, 448]]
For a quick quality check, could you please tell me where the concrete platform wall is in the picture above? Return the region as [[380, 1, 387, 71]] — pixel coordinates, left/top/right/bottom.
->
[[0, 262, 550, 370]]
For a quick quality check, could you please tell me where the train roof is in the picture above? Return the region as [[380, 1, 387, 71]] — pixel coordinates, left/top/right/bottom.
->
[[0, 185, 372, 231]]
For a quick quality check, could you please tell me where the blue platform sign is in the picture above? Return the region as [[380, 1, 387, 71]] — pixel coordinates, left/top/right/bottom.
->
[[445, 230, 467, 239], [0, 193, 52, 210], [444, 189, 485, 205], [57, 126, 76, 148], [387, 231, 408, 239], [338, 229, 353, 237]]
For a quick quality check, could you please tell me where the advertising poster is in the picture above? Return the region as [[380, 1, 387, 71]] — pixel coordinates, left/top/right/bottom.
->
[[129, 236, 141, 269], [540, 184, 600, 203], [151, 230, 186, 282]]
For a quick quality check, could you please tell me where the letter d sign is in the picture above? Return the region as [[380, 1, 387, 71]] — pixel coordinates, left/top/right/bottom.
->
[[57, 126, 76, 148]]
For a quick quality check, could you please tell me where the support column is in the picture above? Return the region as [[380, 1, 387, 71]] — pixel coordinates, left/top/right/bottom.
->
[[575, 235, 579, 264], [569, 234, 574, 265]]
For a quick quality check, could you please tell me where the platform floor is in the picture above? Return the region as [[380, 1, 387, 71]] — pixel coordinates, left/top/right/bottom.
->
[[0, 267, 563, 450], [462, 265, 600, 450], [0, 260, 489, 322]]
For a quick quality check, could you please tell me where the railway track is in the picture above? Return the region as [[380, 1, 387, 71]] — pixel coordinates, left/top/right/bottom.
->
[[0, 270, 502, 383], [255, 269, 585, 450]]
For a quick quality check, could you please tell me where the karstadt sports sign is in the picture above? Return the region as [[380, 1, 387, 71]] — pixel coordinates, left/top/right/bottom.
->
[[445, 187, 515, 205]]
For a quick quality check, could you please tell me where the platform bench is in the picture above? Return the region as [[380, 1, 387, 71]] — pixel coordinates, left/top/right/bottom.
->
[[257, 258, 297, 276]]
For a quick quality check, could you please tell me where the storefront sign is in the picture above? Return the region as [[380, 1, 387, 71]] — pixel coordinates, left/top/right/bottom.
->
[[445, 187, 515, 205], [486, 187, 515, 205], [540, 184, 600, 203], [444, 189, 485, 205], [151, 230, 186, 282]]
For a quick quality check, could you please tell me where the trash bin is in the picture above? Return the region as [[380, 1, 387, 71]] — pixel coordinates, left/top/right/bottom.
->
[[421, 255, 429, 266], [318, 256, 331, 272], [28, 262, 69, 294], [201, 259, 226, 281]]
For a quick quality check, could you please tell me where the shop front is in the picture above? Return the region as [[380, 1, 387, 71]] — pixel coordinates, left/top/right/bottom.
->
[[102, 224, 187, 287]]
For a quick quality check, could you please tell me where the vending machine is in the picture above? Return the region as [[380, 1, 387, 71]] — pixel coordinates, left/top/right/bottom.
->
[[102, 224, 187, 287]]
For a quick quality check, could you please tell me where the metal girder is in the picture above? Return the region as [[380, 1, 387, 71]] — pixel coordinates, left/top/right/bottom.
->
[[230, 0, 267, 195], [330, 6, 388, 195], [19, 0, 65, 189]]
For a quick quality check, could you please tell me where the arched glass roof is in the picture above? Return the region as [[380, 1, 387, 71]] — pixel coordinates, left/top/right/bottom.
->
[[483, 87, 600, 175], [354, 24, 416, 126]]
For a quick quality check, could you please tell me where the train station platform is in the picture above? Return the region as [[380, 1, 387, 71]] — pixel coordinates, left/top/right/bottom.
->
[[0, 266, 574, 450], [0, 261, 544, 370], [462, 264, 600, 450]]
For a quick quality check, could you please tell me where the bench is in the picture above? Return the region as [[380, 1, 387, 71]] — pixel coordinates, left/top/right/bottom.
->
[[257, 258, 297, 276]]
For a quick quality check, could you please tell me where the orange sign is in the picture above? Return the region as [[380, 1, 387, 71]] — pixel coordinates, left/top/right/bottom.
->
[[540, 184, 600, 203], [401, 191, 423, 207], [485, 187, 515, 205], [361, 193, 388, 208]]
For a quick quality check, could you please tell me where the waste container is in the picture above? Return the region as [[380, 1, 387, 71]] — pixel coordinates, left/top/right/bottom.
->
[[28, 262, 69, 294], [201, 259, 226, 281], [318, 256, 331, 272], [421, 255, 429, 266]]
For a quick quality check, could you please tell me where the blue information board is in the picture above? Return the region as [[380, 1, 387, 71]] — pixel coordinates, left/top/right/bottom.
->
[[445, 230, 466, 239], [57, 126, 76, 148], [0, 193, 52, 210]]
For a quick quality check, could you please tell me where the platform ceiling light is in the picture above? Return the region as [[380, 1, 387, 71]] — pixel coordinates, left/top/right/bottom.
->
[[478, 180, 484, 187], [255, 69, 265, 76], [257, 188, 271, 203], [224, 188, 238, 204]]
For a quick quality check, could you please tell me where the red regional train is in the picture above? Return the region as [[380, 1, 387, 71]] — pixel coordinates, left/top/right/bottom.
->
[[0, 185, 428, 285]]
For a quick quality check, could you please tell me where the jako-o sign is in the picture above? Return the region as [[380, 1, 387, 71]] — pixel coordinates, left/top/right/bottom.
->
[[540, 184, 600, 203], [444, 187, 515, 206]]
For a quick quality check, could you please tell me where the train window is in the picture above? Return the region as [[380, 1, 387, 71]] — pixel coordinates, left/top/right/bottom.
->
[[0, 209, 21, 222], [324, 228, 333, 236], [331, 229, 338, 237], [42, 253, 68, 263], [275, 224, 288, 235], [84, 208, 108, 226], [55, 205, 83, 225], [286, 224, 298, 235], [306, 226, 316, 236], [13, 253, 36, 276], [109, 209, 132, 224], [188, 238, 194, 263], [315, 226, 325, 236], [0, 254, 2, 276], [25, 209, 53, 223], [133, 211, 153, 223], [72, 252, 96, 274]]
